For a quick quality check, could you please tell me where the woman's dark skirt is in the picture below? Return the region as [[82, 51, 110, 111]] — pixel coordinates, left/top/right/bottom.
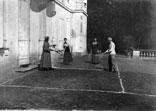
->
[[39, 51, 52, 70], [63, 51, 73, 63], [91, 54, 99, 64]]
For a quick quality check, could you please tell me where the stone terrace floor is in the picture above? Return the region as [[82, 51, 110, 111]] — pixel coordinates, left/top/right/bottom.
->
[[55, 54, 156, 74], [0, 54, 156, 110]]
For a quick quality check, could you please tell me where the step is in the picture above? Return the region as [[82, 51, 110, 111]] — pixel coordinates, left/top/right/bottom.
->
[[15, 64, 38, 73]]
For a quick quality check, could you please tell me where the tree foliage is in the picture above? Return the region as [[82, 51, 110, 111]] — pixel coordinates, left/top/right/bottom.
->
[[87, 0, 153, 53]]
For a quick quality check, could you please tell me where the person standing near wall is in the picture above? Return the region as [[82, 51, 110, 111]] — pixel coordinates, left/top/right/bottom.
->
[[39, 36, 54, 70], [104, 37, 117, 72], [63, 38, 73, 65], [91, 38, 99, 64]]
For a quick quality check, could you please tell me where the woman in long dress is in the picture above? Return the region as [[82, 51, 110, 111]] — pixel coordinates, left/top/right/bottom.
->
[[40, 36, 53, 70], [63, 38, 73, 64], [91, 38, 99, 64]]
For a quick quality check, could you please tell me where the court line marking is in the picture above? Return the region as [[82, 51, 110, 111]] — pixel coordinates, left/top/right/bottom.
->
[[0, 84, 122, 94], [1, 84, 156, 98], [125, 92, 156, 98], [116, 62, 125, 93], [3, 67, 155, 98], [0, 69, 38, 85], [54, 67, 102, 71]]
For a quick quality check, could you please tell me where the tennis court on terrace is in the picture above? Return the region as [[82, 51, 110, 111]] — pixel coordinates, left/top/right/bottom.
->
[[0, 55, 156, 110]]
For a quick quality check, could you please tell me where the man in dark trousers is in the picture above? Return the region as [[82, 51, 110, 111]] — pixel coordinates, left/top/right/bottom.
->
[[104, 37, 117, 72]]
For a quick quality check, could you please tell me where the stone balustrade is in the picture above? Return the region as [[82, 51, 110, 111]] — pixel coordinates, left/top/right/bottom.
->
[[132, 49, 156, 59]]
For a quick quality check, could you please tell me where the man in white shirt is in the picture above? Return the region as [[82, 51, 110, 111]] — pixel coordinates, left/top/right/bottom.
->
[[104, 37, 117, 72]]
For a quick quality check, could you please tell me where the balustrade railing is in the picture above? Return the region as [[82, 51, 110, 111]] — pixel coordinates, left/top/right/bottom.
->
[[132, 49, 156, 59]]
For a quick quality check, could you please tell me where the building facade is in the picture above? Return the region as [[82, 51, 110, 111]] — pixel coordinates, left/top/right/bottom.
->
[[0, 0, 87, 79]]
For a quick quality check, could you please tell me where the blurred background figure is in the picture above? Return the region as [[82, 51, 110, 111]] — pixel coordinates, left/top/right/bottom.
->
[[39, 36, 54, 71], [91, 38, 99, 64], [63, 38, 73, 65]]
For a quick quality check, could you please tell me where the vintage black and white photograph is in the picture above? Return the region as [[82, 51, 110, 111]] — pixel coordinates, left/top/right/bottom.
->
[[0, 0, 156, 110]]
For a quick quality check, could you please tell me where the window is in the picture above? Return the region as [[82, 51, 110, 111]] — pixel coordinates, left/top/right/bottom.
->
[[80, 15, 83, 20], [80, 22, 83, 33], [84, 3, 87, 6]]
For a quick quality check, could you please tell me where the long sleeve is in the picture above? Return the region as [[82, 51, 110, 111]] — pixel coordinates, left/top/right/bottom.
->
[[105, 42, 116, 55], [105, 44, 111, 53]]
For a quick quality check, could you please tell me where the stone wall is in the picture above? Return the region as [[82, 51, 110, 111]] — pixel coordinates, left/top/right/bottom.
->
[[0, 0, 18, 81], [0, 0, 87, 81]]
